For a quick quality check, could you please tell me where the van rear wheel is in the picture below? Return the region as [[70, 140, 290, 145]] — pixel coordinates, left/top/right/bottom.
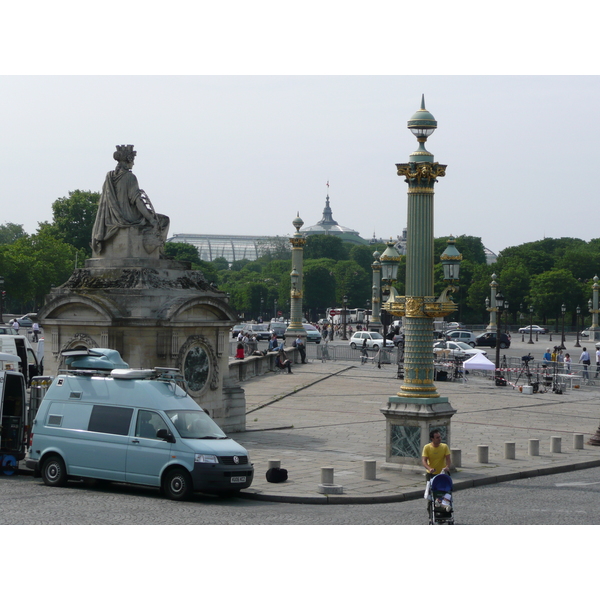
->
[[163, 468, 193, 501], [41, 455, 67, 487]]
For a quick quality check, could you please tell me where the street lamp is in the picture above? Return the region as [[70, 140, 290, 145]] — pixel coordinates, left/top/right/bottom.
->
[[575, 306, 581, 348], [495, 290, 505, 381], [0, 276, 4, 324], [560, 303, 566, 350], [370, 252, 382, 332], [528, 305, 534, 344], [342, 294, 348, 341]]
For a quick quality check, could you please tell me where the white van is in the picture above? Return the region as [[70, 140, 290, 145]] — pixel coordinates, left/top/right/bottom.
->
[[27, 348, 254, 500], [0, 335, 40, 382], [0, 355, 28, 473]]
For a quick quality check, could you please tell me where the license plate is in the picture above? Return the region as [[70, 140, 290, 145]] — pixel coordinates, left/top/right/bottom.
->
[[231, 476, 246, 483]]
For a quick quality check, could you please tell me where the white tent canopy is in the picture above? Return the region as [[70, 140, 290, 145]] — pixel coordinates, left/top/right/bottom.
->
[[462, 353, 496, 370]]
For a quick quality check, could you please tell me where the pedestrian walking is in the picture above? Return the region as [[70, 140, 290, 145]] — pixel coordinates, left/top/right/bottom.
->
[[580, 347, 591, 380]]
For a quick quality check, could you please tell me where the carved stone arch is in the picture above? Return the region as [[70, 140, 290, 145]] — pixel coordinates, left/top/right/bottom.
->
[[165, 296, 237, 323], [39, 292, 123, 322], [175, 334, 219, 398]]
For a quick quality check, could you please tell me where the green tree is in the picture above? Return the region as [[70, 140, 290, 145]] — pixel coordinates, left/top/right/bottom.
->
[[529, 269, 583, 325], [0, 222, 26, 245], [164, 242, 201, 265], [49, 190, 100, 254], [303, 260, 337, 318], [304, 235, 349, 261], [212, 257, 229, 271]]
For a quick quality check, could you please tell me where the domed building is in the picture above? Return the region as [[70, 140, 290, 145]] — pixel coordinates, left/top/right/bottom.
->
[[300, 194, 368, 245]]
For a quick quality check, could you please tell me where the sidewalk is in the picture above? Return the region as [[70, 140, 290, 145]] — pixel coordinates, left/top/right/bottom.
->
[[235, 358, 600, 504]]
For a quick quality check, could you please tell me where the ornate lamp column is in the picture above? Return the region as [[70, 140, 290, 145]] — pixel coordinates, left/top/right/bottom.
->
[[486, 274, 498, 331], [590, 276, 600, 342], [370, 251, 382, 332], [391, 98, 452, 401], [380, 239, 401, 346], [575, 305, 581, 348], [284, 214, 307, 346], [380, 97, 458, 471]]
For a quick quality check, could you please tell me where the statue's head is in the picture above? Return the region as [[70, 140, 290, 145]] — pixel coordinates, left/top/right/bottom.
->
[[113, 144, 136, 167]]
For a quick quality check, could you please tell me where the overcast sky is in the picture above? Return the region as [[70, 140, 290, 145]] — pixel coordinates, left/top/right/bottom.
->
[[1, 3, 598, 259]]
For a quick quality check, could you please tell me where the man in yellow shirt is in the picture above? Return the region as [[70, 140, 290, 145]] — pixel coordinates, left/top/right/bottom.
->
[[422, 429, 451, 477]]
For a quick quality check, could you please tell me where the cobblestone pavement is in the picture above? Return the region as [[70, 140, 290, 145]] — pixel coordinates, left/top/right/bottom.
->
[[234, 349, 600, 503]]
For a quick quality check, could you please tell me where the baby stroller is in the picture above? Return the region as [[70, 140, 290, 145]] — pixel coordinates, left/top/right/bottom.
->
[[426, 473, 454, 525]]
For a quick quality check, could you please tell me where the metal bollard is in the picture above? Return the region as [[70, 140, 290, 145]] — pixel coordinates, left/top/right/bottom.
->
[[574, 433, 584, 450], [504, 442, 516, 460], [477, 445, 489, 463], [529, 439, 540, 456], [551, 436, 562, 453], [363, 460, 377, 480], [451, 448, 461, 468]]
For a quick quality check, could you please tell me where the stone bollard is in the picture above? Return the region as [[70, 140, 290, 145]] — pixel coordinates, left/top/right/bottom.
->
[[268, 459, 281, 470], [477, 445, 489, 463], [363, 460, 377, 480], [529, 439, 540, 456], [574, 433, 584, 450], [318, 467, 343, 495], [321, 467, 334, 485], [504, 442, 516, 460], [551, 436, 562, 453], [451, 448, 461, 469]]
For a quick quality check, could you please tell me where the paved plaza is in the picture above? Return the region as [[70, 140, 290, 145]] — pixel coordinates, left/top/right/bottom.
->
[[234, 335, 600, 503]]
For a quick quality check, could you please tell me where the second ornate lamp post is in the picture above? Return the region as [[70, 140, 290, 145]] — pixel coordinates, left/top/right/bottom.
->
[[575, 305, 582, 348], [495, 290, 505, 380], [285, 214, 307, 346], [342, 295, 348, 341], [560, 303, 566, 349]]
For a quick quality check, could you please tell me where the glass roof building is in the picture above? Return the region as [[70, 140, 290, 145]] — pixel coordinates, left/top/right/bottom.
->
[[167, 233, 287, 264]]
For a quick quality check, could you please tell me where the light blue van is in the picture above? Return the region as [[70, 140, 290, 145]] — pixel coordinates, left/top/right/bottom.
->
[[26, 349, 253, 500]]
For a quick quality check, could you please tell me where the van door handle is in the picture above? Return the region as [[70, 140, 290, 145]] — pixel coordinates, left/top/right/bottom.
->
[[131, 439, 140, 444]]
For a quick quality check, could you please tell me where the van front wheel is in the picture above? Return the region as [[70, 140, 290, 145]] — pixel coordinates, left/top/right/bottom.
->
[[163, 468, 193, 501], [41, 455, 67, 487]]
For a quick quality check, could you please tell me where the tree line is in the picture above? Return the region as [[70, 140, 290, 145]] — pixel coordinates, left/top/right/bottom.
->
[[1, 190, 598, 330]]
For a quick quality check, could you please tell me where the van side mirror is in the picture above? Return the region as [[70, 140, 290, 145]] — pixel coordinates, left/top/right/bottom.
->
[[156, 429, 175, 443]]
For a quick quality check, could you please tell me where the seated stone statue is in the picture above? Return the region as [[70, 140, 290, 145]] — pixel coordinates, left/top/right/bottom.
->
[[91, 144, 169, 258]]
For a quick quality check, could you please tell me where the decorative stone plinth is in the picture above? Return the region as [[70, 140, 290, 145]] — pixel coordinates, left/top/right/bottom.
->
[[380, 396, 456, 470], [38, 257, 242, 432]]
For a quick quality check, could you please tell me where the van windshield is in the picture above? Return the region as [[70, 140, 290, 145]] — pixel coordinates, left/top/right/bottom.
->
[[165, 410, 229, 440]]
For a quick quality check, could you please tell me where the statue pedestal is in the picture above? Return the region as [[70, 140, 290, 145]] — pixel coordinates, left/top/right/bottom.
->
[[380, 396, 456, 471], [38, 258, 245, 432]]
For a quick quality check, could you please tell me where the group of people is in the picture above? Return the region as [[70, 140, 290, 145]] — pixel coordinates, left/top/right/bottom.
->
[[542, 345, 599, 379], [8, 319, 41, 342], [234, 331, 299, 375]]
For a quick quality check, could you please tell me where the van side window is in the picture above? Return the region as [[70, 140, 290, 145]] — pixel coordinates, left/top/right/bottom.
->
[[88, 406, 133, 436], [135, 410, 167, 439]]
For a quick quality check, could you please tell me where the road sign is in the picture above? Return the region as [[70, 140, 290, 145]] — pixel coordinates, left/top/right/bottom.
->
[[329, 310, 338, 316]]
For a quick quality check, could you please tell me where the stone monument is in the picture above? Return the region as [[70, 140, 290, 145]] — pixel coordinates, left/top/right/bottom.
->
[[38, 145, 245, 431]]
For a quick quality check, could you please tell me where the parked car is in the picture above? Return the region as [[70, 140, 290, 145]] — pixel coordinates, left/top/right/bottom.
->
[[518, 324, 547, 334], [246, 323, 271, 341], [0, 326, 18, 335], [303, 324, 321, 343], [16, 316, 34, 328], [231, 324, 247, 338], [349, 331, 387, 349], [444, 322, 465, 330], [444, 330, 477, 347], [475, 332, 511, 349], [433, 341, 487, 360], [269, 322, 287, 338]]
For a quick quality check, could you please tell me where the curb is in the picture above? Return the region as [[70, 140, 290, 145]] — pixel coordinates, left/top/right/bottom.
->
[[237, 458, 600, 504]]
